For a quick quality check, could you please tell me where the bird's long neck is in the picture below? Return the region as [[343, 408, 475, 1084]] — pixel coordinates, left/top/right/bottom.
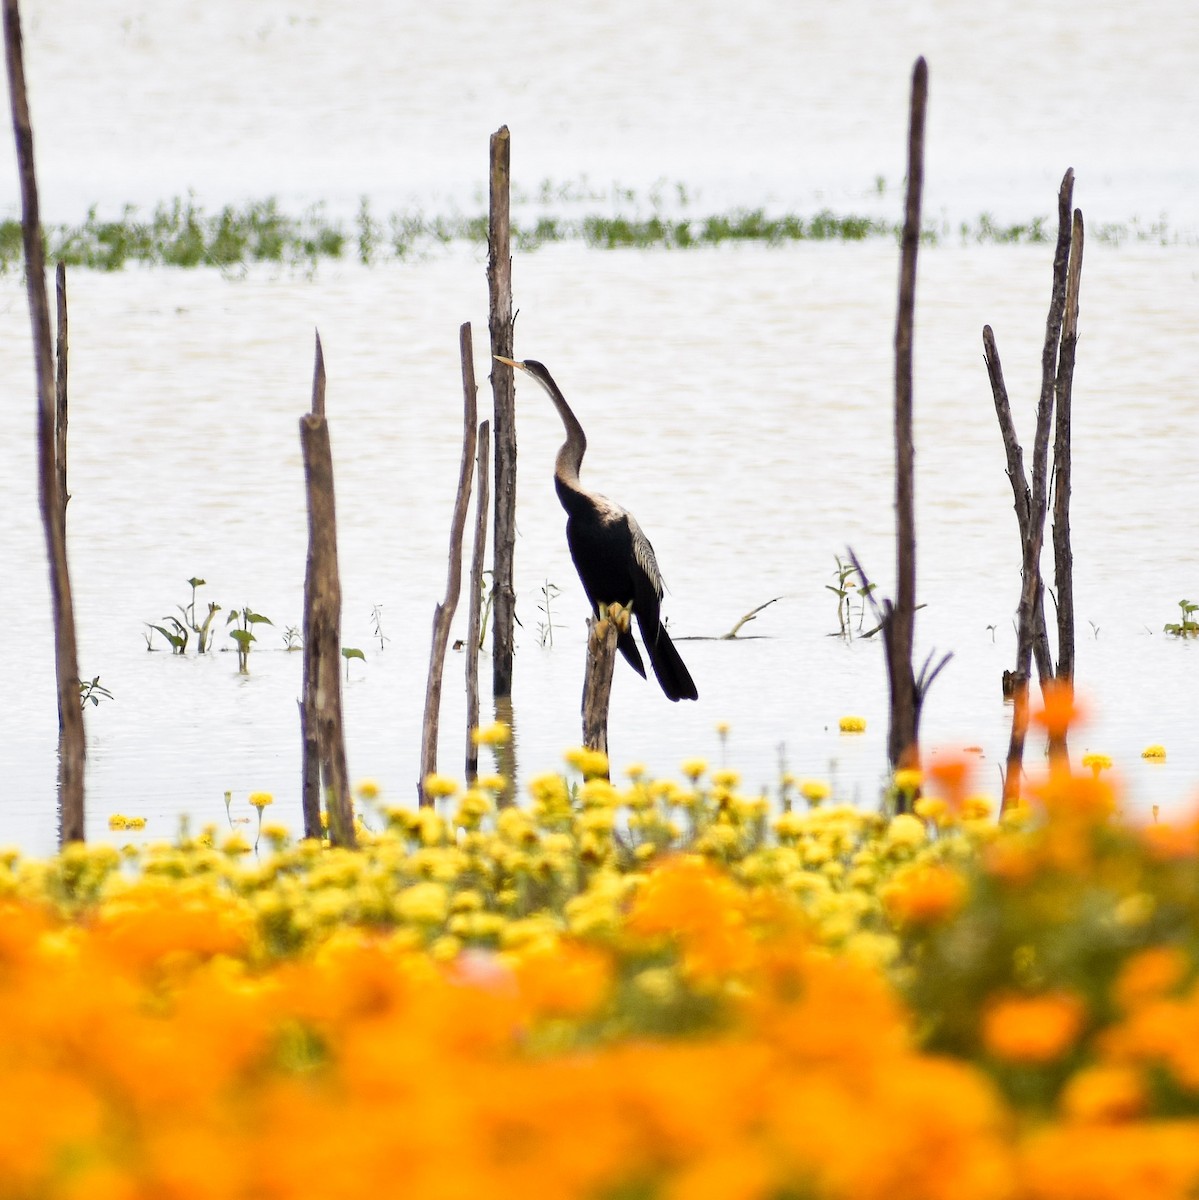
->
[[537, 370, 588, 493]]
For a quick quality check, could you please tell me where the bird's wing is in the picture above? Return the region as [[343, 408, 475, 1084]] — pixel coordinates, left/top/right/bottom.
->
[[625, 512, 664, 599]]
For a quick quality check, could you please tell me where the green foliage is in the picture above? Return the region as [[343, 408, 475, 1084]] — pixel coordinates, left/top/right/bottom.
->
[[227, 606, 274, 674], [1164, 598, 1199, 638], [4, 181, 1176, 273], [79, 676, 114, 707], [342, 646, 365, 679]]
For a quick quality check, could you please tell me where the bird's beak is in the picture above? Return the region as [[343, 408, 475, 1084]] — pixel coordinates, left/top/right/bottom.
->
[[493, 355, 522, 370]]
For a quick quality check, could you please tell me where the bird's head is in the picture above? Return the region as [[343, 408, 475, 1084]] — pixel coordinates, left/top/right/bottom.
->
[[493, 356, 552, 386]]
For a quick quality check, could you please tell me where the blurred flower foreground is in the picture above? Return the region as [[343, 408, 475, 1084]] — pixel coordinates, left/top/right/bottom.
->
[[6, 740, 1199, 1199]]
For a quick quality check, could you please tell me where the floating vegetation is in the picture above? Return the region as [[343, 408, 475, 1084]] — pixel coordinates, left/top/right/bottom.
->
[[0, 184, 1184, 273]]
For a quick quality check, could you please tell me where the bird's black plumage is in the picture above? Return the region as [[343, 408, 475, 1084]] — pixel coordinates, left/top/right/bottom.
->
[[496, 356, 698, 702]]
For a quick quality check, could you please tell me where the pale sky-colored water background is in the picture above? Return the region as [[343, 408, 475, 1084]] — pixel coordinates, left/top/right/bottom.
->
[[1, 0, 1197, 853]]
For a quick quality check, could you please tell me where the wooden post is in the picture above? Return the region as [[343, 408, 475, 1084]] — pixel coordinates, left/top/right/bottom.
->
[[488, 125, 517, 698], [299, 334, 355, 848], [419, 323, 478, 804], [982, 326, 1054, 685], [986, 169, 1079, 806], [6, 0, 86, 843], [54, 262, 69, 531], [582, 605, 624, 760], [465, 420, 491, 782], [1052, 209, 1084, 687], [885, 57, 927, 778], [299, 331, 325, 839]]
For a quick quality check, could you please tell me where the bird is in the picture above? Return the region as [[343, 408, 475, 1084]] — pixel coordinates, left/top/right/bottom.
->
[[494, 355, 698, 702]]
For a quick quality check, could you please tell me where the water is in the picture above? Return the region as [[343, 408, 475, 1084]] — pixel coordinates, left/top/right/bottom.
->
[[2, 1, 1198, 853]]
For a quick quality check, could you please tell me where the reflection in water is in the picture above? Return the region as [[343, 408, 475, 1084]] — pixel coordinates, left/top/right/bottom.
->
[[492, 695, 519, 809]]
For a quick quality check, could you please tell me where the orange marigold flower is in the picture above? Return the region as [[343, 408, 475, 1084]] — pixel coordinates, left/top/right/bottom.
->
[[1113, 946, 1190, 1011], [982, 991, 1087, 1064], [881, 864, 968, 926], [1031, 678, 1085, 738], [1059, 1064, 1147, 1123], [513, 940, 613, 1019]]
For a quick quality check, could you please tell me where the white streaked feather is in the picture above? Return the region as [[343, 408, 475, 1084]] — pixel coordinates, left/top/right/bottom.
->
[[627, 512, 664, 597]]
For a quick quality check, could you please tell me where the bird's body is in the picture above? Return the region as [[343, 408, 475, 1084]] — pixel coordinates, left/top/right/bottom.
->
[[495, 356, 698, 702]]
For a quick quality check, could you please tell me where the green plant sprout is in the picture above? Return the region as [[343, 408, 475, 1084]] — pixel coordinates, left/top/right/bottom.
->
[[342, 647, 365, 680], [227, 606, 273, 673], [1164, 598, 1199, 638], [282, 626, 303, 651], [536, 580, 561, 648], [148, 616, 188, 654], [79, 676, 113, 707]]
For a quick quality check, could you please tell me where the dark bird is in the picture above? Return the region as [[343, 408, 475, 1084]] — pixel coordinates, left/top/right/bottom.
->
[[494, 356, 698, 702]]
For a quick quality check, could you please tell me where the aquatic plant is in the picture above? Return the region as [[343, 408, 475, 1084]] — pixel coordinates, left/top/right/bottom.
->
[[1164, 598, 1199, 638], [1, 186, 1180, 273], [226, 605, 273, 673]]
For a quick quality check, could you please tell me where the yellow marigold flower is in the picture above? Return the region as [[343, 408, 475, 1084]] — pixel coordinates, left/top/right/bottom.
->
[[711, 768, 740, 789], [1060, 1064, 1147, 1122], [125, 816, 147, 830], [773, 811, 804, 839], [108, 814, 129, 830], [893, 767, 923, 793], [455, 789, 493, 822], [680, 758, 708, 781], [634, 841, 657, 862], [799, 779, 831, 805], [960, 794, 994, 820], [633, 966, 679, 1003], [839, 715, 867, 733], [471, 721, 511, 746], [397, 881, 449, 926], [885, 813, 927, 849], [248, 791, 274, 810], [222, 832, 252, 856], [475, 773, 507, 793], [982, 991, 1086, 1063], [714, 720, 730, 736], [429, 934, 462, 962], [579, 778, 620, 808], [624, 762, 647, 780], [422, 773, 459, 799], [564, 747, 609, 778], [1141, 744, 1167, 760], [913, 795, 948, 822], [355, 779, 381, 800], [1081, 752, 1112, 775]]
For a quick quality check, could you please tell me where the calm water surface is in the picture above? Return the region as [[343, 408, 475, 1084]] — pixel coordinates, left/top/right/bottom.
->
[[1, 0, 1197, 852]]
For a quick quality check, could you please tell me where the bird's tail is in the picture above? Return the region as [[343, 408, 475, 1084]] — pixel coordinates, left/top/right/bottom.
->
[[617, 626, 647, 679], [640, 620, 698, 702]]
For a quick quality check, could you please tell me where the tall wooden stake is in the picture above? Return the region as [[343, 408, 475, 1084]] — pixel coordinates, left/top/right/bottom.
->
[[465, 420, 491, 782], [885, 56, 927, 776], [419, 323, 478, 804], [6, 0, 86, 842], [299, 331, 326, 839], [300, 332, 355, 847], [488, 125, 517, 698]]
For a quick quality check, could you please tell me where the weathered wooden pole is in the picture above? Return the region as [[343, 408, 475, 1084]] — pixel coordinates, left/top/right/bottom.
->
[[5, 0, 86, 843], [55, 262, 69, 533], [581, 604, 624, 761], [885, 56, 927, 778], [419, 323, 478, 804], [299, 333, 355, 847], [465, 419, 491, 782], [299, 331, 325, 839], [488, 125, 517, 698], [1000, 170, 1076, 804], [1052, 209, 1084, 687]]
